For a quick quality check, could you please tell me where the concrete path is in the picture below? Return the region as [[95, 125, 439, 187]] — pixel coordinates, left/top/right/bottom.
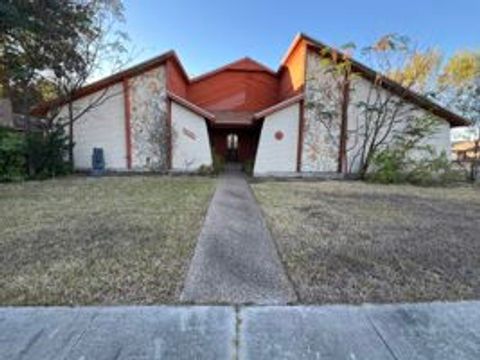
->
[[180, 169, 297, 304], [2, 302, 480, 359]]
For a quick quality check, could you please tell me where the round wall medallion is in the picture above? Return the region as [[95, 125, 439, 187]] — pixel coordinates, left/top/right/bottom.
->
[[274, 131, 284, 141]]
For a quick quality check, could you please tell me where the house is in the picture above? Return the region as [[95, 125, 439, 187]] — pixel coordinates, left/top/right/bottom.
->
[[1, 98, 44, 132], [0, 99, 13, 129], [453, 140, 480, 161], [34, 33, 469, 175]]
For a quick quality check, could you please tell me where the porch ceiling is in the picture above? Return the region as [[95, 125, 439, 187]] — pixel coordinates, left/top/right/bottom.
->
[[211, 111, 255, 127]]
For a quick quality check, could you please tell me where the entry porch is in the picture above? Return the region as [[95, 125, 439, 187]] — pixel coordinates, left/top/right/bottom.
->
[[208, 122, 261, 164]]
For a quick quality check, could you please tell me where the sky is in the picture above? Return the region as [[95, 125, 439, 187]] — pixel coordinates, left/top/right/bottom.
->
[[122, 0, 480, 77]]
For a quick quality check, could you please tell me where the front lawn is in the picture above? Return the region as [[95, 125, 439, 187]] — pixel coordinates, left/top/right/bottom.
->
[[253, 181, 480, 304], [0, 176, 215, 305]]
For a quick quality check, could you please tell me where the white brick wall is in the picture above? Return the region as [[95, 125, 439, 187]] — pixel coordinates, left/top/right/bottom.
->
[[254, 103, 300, 175], [58, 83, 127, 170], [303, 49, 452, 174], [171, 102, 213, 171], [346, 75, 451, 172]]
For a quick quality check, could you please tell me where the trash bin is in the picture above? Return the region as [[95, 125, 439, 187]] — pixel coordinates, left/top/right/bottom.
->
[[91, 147, 105, 176]]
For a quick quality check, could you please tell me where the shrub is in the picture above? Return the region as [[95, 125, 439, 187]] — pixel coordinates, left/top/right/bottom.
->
[[25, 124, 71, 179], [0, 124, 70, 182], [26, 126, 71, 179], [369, 148, 464, 186], [0, 128, 26, 182], [243, 159, 254, 176], [369, 149, 405, 184], [212, 152, 225, 174], [197, 164, 214, 176]]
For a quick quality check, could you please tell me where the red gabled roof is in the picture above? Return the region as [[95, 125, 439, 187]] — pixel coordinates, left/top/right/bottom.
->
[[170, 93, 304, 127], [187, 57, 280, 114], [253, 94, 304, 119], [33, 50, 188, 115], [167, 91, 215, 121], [190, 57, 277, 83]]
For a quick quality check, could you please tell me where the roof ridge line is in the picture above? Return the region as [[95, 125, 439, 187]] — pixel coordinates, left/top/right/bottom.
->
[[33, 50, 182, 115], [167, 91, 215, 121], [253, 93, 304, 119], [190, 57, 277, 83], [293, 32, 470, 127]]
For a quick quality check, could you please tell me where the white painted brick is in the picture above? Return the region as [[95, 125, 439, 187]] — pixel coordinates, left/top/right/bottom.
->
[[171, 102, 212, 171], [254, 104, 300, 175]]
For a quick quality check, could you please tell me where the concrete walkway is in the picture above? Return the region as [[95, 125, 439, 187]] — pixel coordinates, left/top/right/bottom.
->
[[180, 169, 296, 304], [2, 301, 480, 359]]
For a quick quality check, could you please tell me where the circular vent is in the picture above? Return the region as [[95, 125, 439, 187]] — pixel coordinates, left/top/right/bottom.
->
[[274, 131, 284, 141]]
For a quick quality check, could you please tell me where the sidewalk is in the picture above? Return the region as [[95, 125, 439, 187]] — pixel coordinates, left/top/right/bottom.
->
[[180, 169, 296, 304], [2, 301, 479, 359]]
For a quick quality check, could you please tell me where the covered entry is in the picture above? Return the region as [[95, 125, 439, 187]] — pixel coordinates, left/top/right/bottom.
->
[[209, 123, 261, 163]]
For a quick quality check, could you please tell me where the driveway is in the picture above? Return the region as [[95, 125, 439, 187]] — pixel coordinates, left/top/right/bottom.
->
[[180, 168, 297, 304], [2, 301, 480, 359]]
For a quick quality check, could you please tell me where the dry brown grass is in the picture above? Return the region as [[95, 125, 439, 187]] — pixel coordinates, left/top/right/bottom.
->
[[0, 176, 215, 305], [253, 181, 480, 304]]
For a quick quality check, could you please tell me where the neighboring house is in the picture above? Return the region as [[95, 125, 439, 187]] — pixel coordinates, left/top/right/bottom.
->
[[453, 140, 480, 161], [0, 99, 13, 129], [1, 98, 44, 132], [34, 33, 469, 175]]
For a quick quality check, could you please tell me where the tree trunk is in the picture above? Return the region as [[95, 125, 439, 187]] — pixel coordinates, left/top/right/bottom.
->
[[21, 88, 35, 177], [358, 163, 369, 180], [0, 66, 10, 99], [471, 139, 480, 182], [358, 150, 375, 180], [24, 117, 35, 177]]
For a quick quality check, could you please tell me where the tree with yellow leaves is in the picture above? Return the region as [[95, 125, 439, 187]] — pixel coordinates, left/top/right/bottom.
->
[[440, 51, 480, 180]]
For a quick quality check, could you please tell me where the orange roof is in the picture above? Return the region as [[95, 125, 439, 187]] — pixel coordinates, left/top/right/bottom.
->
[[167, 95, 303, 127], [33, 51, 187, 115], [167, 91, 215, 121], [190, 57, 276, 83], [253, 94, 304, 119]]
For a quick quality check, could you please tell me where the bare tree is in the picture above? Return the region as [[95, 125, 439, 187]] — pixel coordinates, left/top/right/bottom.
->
[[41, 0, 131, 170], [1, 0, 132, 175], [439, 52, 480, 181], [308, 34, 444, 179]]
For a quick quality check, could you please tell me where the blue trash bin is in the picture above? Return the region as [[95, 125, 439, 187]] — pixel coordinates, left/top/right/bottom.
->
[[91, 147, 105, 176]]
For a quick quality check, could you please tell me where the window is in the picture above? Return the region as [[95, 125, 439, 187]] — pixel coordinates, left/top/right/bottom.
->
[[227, 133, 238, 150]]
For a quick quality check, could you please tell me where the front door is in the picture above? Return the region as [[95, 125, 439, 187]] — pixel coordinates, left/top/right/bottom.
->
[[226, 133, 239, 162]]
